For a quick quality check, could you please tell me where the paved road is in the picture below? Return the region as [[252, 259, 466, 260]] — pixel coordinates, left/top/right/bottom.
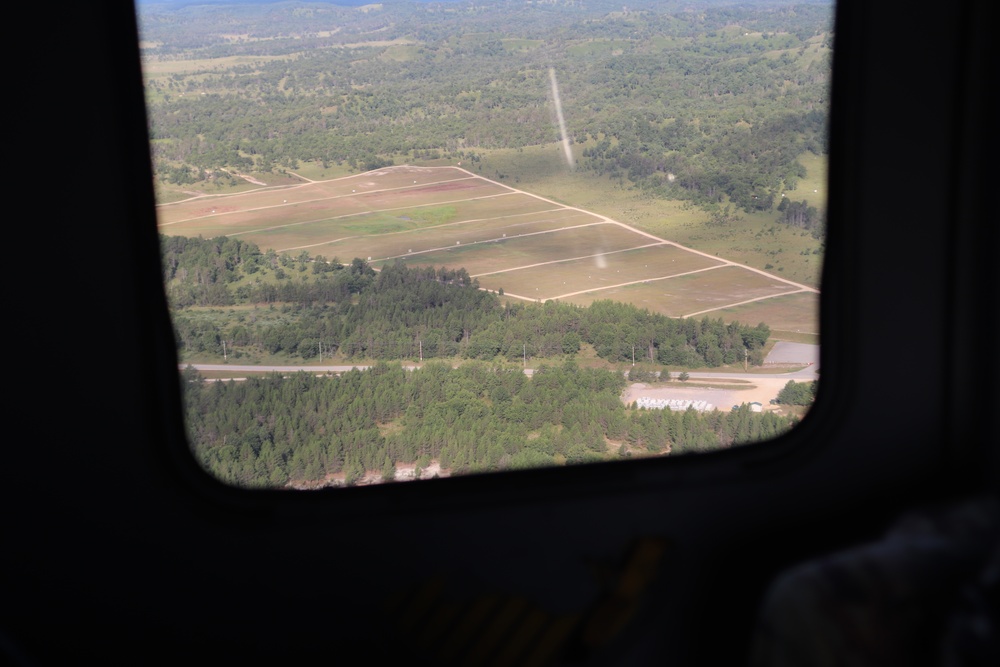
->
[[183, 363, 541, 377], [180, 343, 819, 383]]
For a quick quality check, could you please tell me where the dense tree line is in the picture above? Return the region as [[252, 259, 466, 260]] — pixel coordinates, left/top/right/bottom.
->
[[777, 197, 823, 237], [165, 236, 772, 368], [775, 379, 817, 405], [181, 360, 799, 488]]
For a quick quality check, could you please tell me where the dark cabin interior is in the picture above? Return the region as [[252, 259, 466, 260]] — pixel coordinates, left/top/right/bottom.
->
[[5, 1, 996, 665]]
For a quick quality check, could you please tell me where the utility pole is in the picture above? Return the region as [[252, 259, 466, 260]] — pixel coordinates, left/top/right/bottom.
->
[[632, 345, 635, 366], [222, 340, 227, 361], [744, 347, 749, 372], [419, 339, 422, 362]]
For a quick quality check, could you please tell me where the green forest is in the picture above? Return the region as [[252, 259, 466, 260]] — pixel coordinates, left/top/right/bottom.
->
[[167, 233, 802, 488], [165, 235, 773, 368], [183, 361, 799, 488]]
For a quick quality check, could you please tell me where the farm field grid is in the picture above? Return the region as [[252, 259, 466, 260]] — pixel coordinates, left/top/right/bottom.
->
[[158, 165, 819, 335]]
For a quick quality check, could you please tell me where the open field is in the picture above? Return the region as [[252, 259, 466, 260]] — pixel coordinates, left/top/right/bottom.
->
[[157, 165, 819, 330], [467, 144, 826, 288], [706, 292, 820, 339], [376, 222, 653, 282], [156, 166, 485, 225], [474, 245, 723, 301], [558, 264, 807, 318], [309, 211, 592, 261], [140, 55, 285, 78]]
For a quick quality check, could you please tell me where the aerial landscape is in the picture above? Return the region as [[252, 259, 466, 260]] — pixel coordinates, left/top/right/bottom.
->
[[138, 0, 831, 488]]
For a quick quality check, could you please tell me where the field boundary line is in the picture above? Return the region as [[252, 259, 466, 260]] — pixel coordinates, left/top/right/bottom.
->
[[545, 264, 727, 300], [397, 208, 590, 233], [505, 279, 808, 316], [681, 288, 811, 318], [159, 175, 482, 225], [162, 165, 820, 301], [225, 192, 516, 238], [156, 165, 461, 207], [373, 221, 614, 263], [157, 170, 366, 207], [471, 242, 667, 277], [273, 208, 581, 252], [497, 265, 727, 303], [440, 165, 820, 295]]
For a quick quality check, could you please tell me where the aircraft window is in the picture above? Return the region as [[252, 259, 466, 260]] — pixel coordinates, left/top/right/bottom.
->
[[136, 0, 831, 489]]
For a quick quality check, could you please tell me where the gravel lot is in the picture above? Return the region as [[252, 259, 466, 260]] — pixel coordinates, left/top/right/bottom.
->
[[621, 343, 819, 411]]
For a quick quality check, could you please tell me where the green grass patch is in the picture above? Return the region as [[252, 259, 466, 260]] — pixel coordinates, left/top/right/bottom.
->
[[140, 54, 294, 78], [472, 145, 826, 289], [380, 44, 422, 62], [291, 160, 356, 181], [402, 205, 457, 226], [788, 151, 828, 209], [712, 291, 819, 338]]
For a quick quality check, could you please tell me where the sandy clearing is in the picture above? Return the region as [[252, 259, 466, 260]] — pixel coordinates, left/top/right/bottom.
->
[[621, 377, 795, 412]]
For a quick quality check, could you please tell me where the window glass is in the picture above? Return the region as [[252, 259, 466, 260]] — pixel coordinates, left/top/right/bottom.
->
[[137, 0, 831, 489]]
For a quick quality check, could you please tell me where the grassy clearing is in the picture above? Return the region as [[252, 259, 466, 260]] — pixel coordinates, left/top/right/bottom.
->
[[710, 291, 819, 337], [790, 151, 828, 209], [154, 187, 202, 205], [469, 145, 826, 289], [251, 172, 308, 187], [662, 207, 824, 287], [290, 160, 356, 181], [404, 205, 458, 226], [141, 55, 285, 78], [381, 44, 422, 61], [154, 177, 267, 204]]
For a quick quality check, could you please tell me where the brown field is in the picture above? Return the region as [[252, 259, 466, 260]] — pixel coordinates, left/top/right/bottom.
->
[[303, 210, 597, 261], [156, 165, 819, 331], [559, 265, 804, 318], [377, 222, 652, 277], [156, 166, 494, 226], [704, 291, 820, 336], [474, 244, 724, 301]]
